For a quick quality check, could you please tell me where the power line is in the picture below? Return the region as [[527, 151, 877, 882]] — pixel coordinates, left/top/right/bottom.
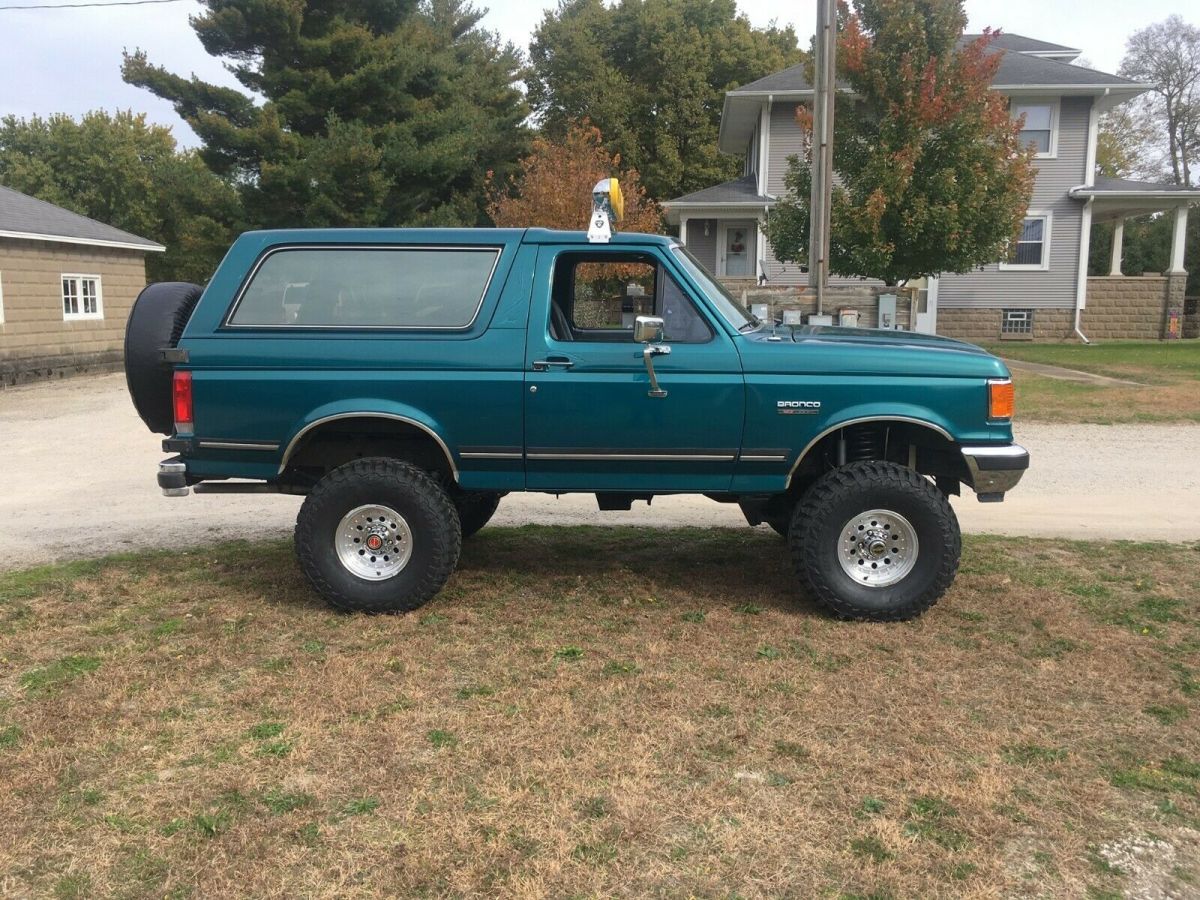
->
[[0, 0, 190, 10]]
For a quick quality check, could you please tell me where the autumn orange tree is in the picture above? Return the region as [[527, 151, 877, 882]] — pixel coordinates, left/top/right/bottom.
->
[[487, 122, 663, 235], [766, 0, 1035, 285]]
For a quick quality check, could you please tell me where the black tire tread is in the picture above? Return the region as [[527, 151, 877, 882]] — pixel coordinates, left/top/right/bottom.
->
[[789, 461, 960, 621], [294, 458, 461, 613], [124, 282, 204, 435], [454, 491, 502, 539]]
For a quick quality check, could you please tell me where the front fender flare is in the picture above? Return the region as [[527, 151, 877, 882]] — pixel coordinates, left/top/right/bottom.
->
[[785, 410, 956, 489]]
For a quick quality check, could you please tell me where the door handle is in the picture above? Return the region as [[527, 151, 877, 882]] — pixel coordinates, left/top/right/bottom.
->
[[532, 357, 574, 371]]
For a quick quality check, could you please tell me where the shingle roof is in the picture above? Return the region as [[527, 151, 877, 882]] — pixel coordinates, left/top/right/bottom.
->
[[0, 184, 163, 251], [665, 175, 773, 205], [962, 34, 1079, 54], [1072, 176, 1200, 196], [728, 36, 1140, 94]]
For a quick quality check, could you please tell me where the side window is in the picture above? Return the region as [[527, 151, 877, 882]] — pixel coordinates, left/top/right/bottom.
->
[[550, 252, 712, 344], [229, 246, 500, 328]]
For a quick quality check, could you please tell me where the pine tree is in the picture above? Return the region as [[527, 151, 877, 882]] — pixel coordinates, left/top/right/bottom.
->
[[122, 0, 529, 229]]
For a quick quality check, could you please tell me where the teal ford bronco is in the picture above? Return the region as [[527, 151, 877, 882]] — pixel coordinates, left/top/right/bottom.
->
[[124, 224, 1027, 621]]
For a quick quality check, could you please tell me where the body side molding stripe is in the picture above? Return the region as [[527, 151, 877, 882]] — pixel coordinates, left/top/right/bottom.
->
[[198, 440, 281, 451]]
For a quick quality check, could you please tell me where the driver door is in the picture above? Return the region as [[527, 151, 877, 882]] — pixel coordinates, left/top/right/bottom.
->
[[522, 244, 745, 492]]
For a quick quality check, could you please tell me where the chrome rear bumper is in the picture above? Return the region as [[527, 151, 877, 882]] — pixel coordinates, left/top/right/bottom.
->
[[960, 444, 1029, 502]]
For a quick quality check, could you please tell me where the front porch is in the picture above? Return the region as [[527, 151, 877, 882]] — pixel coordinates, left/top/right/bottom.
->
[[661, 175, 772, 281], [1071, 176, 1199, 341]]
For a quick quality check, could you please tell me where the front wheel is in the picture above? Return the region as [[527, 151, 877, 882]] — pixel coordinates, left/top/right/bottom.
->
[[788, 461, 960, 621], [452, 490, 502, 539], [295, 458, 462, 612]]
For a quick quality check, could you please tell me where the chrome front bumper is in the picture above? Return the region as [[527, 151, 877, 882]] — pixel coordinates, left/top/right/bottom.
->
[[960, 444, 1029, 502]]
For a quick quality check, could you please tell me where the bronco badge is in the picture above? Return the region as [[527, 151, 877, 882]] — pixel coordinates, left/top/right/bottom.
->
[[777, 400, 821, 415]]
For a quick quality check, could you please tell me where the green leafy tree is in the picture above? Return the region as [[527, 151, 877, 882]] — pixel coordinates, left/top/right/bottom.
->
[[527, 0, 800, 201], [766, 0, 1035, 285], [0, 111, 240, 283], [122, 0, 529, 229]]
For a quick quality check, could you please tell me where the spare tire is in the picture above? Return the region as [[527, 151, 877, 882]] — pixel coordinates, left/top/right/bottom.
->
[[124, 282, 204, 435]]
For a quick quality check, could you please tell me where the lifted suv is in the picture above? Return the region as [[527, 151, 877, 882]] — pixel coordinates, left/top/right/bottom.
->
[[125, 227, 1027, 620]]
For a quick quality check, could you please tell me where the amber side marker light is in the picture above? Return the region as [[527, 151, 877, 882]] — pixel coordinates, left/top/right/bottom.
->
[[988, 378, 1015, 420]]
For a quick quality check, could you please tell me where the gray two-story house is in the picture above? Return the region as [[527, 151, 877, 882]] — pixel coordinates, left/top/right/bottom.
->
[[663, 34, 1199, 341]]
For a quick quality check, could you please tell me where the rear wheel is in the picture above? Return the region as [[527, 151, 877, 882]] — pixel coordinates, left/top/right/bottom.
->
[[788, 461, 960, 621], [295, 458, 461, 612]]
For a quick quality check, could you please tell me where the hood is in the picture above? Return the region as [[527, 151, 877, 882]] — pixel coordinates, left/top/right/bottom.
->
[[739, 324, 1010, 379]]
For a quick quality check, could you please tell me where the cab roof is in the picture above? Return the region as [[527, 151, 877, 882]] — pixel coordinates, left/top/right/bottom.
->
[[239, 227, 676, 248]]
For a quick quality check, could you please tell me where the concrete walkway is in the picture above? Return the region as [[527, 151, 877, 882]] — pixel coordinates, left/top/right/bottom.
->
[[1, 373, 1197, 571], [1001, 357, 1145, 386]]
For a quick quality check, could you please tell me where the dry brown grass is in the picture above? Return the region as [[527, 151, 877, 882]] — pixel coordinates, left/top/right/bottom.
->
[[1, 527, 1198, 899]]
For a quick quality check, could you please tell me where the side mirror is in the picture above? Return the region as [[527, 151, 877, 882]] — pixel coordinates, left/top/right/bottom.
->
[[634, 315, 664, 343]]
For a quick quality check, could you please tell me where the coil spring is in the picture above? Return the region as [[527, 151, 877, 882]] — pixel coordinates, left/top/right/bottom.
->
[[844, 424, 884, 462]]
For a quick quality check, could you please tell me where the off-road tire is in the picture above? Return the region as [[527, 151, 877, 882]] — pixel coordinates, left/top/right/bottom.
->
[[295, 458, 461, 613], [453, 491, 502, 539], [765, 516, 790, 539], [788, 461, 960, 621], [124, 282, 204, 434]]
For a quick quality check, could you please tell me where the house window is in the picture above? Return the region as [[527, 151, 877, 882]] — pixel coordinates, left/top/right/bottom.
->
[[0, 271, 5, 324], [1000, 214, 1051, 271], [1012, 102, 1057, 157], [1001, 309, 1034, 338], [62, 274, 103, 320]]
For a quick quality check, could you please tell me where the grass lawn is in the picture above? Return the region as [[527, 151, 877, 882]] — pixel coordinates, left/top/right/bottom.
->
[[982, 340, 1200, 424], [2, 527, 1199, 898]]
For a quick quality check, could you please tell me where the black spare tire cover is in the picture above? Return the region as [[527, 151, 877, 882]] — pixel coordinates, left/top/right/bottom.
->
[[124, 281, 204, 435]]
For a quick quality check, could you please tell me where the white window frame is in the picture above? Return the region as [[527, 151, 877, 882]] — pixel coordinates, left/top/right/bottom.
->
[[61, 273, 104, 321], [999, 211, 1052, 272], [1012, 99, 1059, 159], [0, 271, 5, 324]]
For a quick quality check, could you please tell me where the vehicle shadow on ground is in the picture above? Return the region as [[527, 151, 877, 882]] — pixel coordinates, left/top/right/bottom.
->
[[226, 524, 823, 619], [450, 524, 820, 617]]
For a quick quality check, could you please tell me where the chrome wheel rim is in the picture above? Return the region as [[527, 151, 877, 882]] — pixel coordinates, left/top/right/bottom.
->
[[335, 504, 413, 581], [838, 509, 918, 588]]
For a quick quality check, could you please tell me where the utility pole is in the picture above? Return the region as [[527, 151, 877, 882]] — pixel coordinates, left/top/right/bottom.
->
[[808, 0, 837, 315]]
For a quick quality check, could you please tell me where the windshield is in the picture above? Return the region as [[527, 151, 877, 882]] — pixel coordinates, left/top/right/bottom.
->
[[670, 244, 760, 332]]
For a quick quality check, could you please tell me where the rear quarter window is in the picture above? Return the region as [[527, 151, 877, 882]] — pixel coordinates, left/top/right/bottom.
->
[[227, 246, 501, 329]]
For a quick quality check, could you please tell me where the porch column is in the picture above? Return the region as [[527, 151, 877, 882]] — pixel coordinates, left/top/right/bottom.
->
[[1109, 218, 1125, 276], [679, 216, 689, 247], [1169, 204, 1189, 274]]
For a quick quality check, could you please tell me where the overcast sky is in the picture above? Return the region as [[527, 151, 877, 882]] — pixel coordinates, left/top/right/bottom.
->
[[0, 0, 1187, 148]]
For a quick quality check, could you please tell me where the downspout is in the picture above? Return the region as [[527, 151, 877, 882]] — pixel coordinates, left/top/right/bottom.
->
[[1074, 195, 1093, 344], [1074, 96, 1102, 345]]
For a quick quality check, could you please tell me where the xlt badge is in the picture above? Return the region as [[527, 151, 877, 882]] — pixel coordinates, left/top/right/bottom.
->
[[777, 400, 821, 415]]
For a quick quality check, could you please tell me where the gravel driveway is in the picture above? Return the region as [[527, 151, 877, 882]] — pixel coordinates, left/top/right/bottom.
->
[[2, 373, 1197, 570]]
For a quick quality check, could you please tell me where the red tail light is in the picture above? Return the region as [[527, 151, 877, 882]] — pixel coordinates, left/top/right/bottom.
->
[[173, 370, 194, 434]]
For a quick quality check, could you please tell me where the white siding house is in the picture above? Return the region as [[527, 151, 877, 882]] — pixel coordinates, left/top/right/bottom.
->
[[663, 33, 1200, 341]]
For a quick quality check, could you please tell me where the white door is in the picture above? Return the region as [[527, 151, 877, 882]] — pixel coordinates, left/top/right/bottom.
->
[[719, 224, 753, 277], [913, 276, 939, 334]]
